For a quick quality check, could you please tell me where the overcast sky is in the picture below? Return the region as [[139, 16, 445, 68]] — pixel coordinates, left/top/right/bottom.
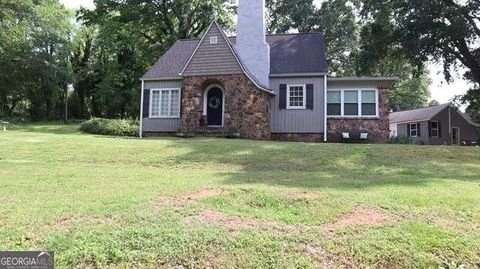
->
[[60, 0, 473, 105]]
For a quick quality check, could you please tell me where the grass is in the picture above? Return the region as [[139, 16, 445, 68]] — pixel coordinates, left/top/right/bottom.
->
[[0, 123, 479, 268]]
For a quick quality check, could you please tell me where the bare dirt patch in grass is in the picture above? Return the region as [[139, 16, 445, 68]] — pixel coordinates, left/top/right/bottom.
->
[[180, 188, 226, 201], [151, 188, 226, 212], [186, 209, 303, 234], [278, 189, 319, 199], [323, 207, 394, 233], [52, 214, 119, 230], [296, 243, 357, 269]]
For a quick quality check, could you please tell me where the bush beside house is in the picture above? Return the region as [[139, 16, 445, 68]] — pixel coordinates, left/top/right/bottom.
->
[[80, 118, 139, 137]]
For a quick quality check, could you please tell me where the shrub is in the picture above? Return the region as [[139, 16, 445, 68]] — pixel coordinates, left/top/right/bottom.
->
[[175, 127, 187, 138], [80, 118, 139, 137], [226, 126, 240, 139], [388, 135, 414, 144]]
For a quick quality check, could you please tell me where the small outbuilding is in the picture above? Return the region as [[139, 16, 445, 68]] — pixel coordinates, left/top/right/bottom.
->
[[389, 104, 479, 145]]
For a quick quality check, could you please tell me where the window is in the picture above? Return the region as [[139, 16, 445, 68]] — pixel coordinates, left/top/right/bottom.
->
[[210, 36, 218, 44], [327, 91, 341, 115], [344, 91, 358, 115], [327, 89, 378, 117], [287, 84, 306, 109], [431, 121, 439, 137], [409, 123, 418, 137], [150, 89, 181, 118], [361, 90, 376, 116]]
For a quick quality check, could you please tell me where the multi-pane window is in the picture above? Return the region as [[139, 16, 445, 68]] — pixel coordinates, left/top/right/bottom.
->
[[431, 121, 439, 137], [287, 85, 306, 109], [327, 91, 341, 115], [326, 89, 378, 117], [361, 91, 376, 116], [344, 91, 358, 116], [409, 123, 418, 137], [150, 89, 181, 118]]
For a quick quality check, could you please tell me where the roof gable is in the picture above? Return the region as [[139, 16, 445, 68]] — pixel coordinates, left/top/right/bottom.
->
[[182, 22, 243, 76]]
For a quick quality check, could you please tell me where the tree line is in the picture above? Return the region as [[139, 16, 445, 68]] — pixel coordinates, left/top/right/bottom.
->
[[1, 0, 479, 122]]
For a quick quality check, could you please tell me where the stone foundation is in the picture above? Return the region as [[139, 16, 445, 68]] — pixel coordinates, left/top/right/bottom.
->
[[327, 88, 390, 143], [181, 74, 271, 139], [271, 133, 324, 142]]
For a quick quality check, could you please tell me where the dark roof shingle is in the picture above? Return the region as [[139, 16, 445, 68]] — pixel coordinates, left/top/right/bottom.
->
[[142, 33, 327, 79], [389, 104, 450, 123]]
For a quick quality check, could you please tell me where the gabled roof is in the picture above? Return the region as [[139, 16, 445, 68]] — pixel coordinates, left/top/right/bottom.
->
[[390, 103, 480, 126], [179, 21, 272, 93], [142, 28, 327, 81]]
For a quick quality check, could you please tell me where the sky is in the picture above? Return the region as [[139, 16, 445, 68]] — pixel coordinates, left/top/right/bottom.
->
[[60, 0, 473, 105]]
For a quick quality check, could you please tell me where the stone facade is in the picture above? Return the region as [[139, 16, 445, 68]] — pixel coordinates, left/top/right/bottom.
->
[[271, 133, 324, 142], [181, 74, 271, 139], [327, 87, 390, 143]]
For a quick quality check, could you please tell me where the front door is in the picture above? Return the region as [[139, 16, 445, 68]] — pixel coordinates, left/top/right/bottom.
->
[[206, 87, 223, 126], [452, 127, 460, 145]]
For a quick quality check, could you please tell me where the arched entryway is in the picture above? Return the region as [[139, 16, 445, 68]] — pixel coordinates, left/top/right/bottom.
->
[[203, 84, 224, 127]]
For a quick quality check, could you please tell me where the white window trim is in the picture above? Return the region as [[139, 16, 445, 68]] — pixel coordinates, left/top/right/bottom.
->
[[149, 88, 181, 119], [431, 121, 439, 138], [409, 123, 418, 137], [210, 36, 218, 44], [286, 84, 307, 110], [327, 88, 379, 118]]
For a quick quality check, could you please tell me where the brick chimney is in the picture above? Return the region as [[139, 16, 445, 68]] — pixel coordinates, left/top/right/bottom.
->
[[235, 0, 270, 87]]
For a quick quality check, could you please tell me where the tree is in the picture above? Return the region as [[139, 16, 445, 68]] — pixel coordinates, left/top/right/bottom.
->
[[28, 0, 73, 120], [358, 0, 480, 112], [0, 0, 34, 118], [457, 89, 480, 122], [267, 0, 431, 110], [0, 0, 73, 120], [267, 0, 359, 75], [76, 0, 236, 119]]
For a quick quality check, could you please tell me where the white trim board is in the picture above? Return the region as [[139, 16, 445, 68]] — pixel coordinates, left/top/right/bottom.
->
[[139, 80, 145, 138], [323, 74, 328, 142], [286, 84, 307, 110]]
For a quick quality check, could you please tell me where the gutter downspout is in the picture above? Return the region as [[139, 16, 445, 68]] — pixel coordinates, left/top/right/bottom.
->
[[448, 105, 452, 145], [324, 74, 328, 142], [139, 80, 144, 138]]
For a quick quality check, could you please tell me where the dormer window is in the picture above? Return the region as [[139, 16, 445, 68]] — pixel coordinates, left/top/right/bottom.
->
[[210, 36, 218, 44]]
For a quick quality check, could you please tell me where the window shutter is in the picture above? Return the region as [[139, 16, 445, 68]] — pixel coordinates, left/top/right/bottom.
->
[[407, 124, 411, 137], [279, 84, 287, 110], [306, 84, 314, 110], [428, 121, 432, 137], [438, 121, 442, 138], [143, 89, 150, 118], [417, 123, 421, 137]]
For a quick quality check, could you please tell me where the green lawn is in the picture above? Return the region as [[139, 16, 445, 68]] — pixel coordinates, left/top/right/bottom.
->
[[1, 123, 479, 268]]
